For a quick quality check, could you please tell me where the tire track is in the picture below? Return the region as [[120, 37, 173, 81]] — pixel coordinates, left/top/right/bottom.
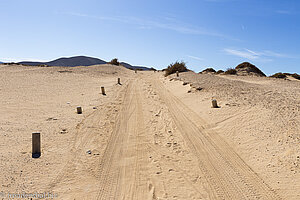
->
[[150, 77, 281, 200], [96, 79, 150, 200]]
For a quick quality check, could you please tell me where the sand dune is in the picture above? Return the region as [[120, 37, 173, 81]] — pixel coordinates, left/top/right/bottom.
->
[[0, 65, 299, 199]]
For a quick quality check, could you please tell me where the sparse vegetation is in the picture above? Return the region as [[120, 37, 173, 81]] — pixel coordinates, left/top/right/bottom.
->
[[225, 68, 237, 75], [164, 61, 188, 76], [270, 73, 287, 79], [201, 68, 216, 73], [270, 72, 300, 80], [235, 62, 266, 77], [291, 73, 300, 80], [216, 70, 224, 74], [108, 58, 120, 66]]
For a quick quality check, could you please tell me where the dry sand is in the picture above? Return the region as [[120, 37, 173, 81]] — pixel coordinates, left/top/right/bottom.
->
[[0, 65, 299, 199]]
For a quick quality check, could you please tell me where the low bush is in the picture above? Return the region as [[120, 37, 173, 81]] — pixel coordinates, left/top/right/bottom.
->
[[216, 70, 224, 74], [201, 68, 216, 73], [164, 61, 188, 76], [224, 68, 237, 75], [291, 73, 300, 80], [270, 72, 287, 79], [108, 58, 120, 66], [235, 62, 266, 76]]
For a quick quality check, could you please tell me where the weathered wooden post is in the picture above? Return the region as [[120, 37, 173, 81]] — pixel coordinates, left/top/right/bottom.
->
[[101, 86, 106, 95], [77, 106, 82, 114], [212, 99, 219, 108], [135, 69, 137, 73], [176, 71, 179, 77], [118, 78, 121, 85], [32, 132, 41, 158]]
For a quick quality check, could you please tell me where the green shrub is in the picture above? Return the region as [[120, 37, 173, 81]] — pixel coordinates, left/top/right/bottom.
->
[[164, 61, 188, 76], [270, 72, 287, 79], [224, 68, 237, 75], [109, 58, 120, 66]]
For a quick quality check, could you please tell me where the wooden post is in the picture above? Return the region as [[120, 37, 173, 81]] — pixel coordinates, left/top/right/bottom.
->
[[176, 71, 179, 77], [32, 132, 41, 158], [77, 106, 82, 114], [118, 78, 120, 85], [135, 69, 137, 73], [212, 99, 219, 108], [101, 86, 106, 95]]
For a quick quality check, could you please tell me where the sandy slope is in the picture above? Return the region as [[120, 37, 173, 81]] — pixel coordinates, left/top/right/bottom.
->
[[0, 64, 131, 198], [165, 72, 300, 199], [1, 65, 299, 199]]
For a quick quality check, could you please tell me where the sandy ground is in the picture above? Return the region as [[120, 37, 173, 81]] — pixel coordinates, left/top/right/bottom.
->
[[0, 65, 299, 199]]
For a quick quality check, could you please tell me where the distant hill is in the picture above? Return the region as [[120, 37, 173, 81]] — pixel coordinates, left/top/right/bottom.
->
[[0, 61, 3, 64], [120, 62, 153, 71], [18, 56, 153, 70], [19, 56, 107, 67]]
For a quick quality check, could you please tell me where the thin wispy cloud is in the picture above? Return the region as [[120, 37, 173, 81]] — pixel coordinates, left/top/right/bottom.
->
[[224, 48, 295, 62], [61, 12, 235, 40], [276, 10, 293, 15], [63, 12, 131, 23], [186, 55, 204, 61]]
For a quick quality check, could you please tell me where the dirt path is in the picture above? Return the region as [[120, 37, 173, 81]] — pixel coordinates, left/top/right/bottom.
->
[[96, 80, 150, 200], [50, 73, 281, 199]]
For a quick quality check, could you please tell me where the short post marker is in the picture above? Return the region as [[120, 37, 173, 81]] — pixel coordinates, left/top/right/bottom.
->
[[77, 106, 82, 114], [32, 132, 41, 158], [101, 86, 106, 95], [212, 99, 219, 108]]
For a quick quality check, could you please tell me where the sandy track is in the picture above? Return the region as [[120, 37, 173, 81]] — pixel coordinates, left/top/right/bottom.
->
[[94, 74, 280, 199], [96, 80, 150, 200], [148, 76, 281, 199], [44, 72, 282, 199]]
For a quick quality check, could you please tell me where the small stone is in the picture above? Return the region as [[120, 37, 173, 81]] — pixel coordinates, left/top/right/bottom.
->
[[60, 129, 67, 134], [86, 150, 92, 154]]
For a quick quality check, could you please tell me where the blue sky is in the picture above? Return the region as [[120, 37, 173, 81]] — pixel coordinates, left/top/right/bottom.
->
[[1, 0, 300, 74]]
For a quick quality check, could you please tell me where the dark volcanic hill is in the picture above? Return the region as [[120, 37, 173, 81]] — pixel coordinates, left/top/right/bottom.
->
[[19, 56, 107, 67]]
